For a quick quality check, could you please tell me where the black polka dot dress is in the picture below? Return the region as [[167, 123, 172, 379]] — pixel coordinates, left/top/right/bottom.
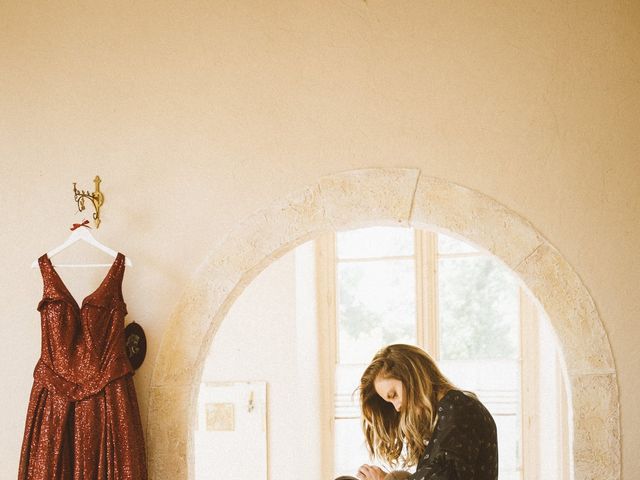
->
[[409, 390, 498, 480]]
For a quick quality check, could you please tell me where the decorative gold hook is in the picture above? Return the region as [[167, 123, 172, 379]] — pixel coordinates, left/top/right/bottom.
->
[[73, 176, 104, 228]]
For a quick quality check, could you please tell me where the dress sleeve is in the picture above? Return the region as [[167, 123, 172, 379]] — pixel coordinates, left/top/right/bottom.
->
[[409, 401, 482, 480]]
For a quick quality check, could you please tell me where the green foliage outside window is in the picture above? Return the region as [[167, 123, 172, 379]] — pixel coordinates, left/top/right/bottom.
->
[[439, 256, 519, 360]]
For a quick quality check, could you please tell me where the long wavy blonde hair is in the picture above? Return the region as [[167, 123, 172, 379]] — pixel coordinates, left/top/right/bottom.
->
[[359, 344, 458, 468]]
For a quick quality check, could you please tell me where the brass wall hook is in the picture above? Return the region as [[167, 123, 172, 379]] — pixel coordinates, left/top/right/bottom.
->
[[73, 175, 104, 228]]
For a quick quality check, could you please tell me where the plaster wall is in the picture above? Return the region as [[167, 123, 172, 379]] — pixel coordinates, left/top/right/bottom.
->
[[201, 245, 322, 480]]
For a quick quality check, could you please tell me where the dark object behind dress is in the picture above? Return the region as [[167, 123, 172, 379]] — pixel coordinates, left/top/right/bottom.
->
[[409, 389, 498, 480], [124, 321, 147, 369]]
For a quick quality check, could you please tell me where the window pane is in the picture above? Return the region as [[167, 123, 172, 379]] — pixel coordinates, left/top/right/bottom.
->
[[437, 232, 480, 255], [337, 226, 414, 259], [438, 359, 520, 394], [334, 418, 371, 478], [438, 249, 522, 480], [337, 259, 416, 364], [494, 414, 520, 480], [335, 364, 364, 399], [439, 359, 521, 480], [438, 256, 519, 360]]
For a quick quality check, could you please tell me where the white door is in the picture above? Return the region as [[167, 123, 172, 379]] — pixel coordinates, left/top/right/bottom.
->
[[195, 381, 268, 480]]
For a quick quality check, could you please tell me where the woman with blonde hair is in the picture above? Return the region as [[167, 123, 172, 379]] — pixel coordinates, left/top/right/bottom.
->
[[354, 344, 498, 480]]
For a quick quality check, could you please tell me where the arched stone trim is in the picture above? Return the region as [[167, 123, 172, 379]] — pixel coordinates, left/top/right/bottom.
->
[[147, 168, 620, 479]]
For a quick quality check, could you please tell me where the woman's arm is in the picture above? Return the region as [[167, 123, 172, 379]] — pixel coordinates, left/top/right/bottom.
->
[[354, 465, 413, 480]]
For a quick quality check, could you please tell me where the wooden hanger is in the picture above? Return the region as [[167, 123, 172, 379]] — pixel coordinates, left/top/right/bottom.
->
[[31, 220, 133, 268]]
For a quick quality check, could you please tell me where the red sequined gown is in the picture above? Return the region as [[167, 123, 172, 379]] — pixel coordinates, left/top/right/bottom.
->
[[18, 252, 147, 479]]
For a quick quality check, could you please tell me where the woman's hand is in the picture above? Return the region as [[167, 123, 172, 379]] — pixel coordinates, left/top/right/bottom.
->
[[356, 464, 387, 480]]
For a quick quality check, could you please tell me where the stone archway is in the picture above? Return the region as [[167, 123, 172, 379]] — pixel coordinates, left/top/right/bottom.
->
[[147, 168, 620, 479]]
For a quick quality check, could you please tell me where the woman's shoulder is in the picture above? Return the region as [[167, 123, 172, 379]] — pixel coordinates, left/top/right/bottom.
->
[[439, 388, 476, 406], [428, 390, 497, 453], [437, 389, 493, 422]]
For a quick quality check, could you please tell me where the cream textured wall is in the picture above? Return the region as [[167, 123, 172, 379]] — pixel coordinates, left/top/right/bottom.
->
[[0, 1, 638, 479], [201, 244, 322, 480]]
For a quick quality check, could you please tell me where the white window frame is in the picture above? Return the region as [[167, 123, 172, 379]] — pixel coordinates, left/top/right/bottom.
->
[[315, 228, 569, 480]]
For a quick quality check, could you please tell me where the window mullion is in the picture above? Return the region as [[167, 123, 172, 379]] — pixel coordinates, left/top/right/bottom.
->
[[423, 231, 439, 359], [520, 289, 538, 480], [316, 231, 337, 480], [415, 229, 425, 351]]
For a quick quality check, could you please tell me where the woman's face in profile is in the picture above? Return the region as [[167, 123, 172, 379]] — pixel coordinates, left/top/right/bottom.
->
[[373, 375, 404, 412]]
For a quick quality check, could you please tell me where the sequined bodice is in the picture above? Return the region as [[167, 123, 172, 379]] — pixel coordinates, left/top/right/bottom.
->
[[34, 252, 133, 401]]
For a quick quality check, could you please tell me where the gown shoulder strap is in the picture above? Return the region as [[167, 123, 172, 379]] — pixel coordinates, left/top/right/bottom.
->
[[105, 252, 128, 303], [36, 254, 65, 310]]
